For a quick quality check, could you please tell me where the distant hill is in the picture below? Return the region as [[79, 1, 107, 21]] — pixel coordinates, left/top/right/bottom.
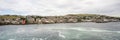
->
[[0, 15, 24, 19], [66, 14, 120, 19]]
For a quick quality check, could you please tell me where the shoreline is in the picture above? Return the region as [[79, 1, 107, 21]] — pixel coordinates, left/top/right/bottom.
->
[[0, 22, 120, 26], [0, 14, 120, 25]]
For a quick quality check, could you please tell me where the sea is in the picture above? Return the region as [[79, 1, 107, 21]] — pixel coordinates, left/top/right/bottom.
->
[[0, 22, 120, 40]]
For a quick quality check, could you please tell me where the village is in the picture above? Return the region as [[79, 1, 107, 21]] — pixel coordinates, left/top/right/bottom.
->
[[0, 14, 120, 25]]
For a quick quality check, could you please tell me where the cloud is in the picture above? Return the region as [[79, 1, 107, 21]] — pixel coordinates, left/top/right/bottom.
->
[[0, 0, 120, 16], [0, 9, 28, 15]]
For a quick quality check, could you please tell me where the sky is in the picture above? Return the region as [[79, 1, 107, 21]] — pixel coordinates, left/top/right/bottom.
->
[[0, 0, 120, 16]]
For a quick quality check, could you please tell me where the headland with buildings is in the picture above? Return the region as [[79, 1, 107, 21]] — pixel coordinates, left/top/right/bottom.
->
[[0, 14, 120, 25]]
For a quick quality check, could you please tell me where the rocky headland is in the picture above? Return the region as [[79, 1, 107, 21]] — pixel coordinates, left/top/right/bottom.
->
[[0, 14, 120, 25]]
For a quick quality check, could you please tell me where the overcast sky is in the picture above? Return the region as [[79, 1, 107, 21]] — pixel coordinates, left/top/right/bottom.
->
[[0, 0, 120, 16]]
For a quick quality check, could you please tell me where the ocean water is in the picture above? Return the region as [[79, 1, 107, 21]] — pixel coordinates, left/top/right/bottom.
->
[[0, 22, 120, 40]]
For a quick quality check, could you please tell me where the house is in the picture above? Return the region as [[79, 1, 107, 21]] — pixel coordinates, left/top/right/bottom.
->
[[41, 18, 55, 24], [67, 18, 78, 23], [36, 18, 42, 24], [27, 18, 35, 24]]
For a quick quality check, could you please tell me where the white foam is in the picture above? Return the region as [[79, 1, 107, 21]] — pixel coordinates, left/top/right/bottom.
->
[[9, 39, 15, 40], [37, 27, 105, 32], [72, 28, 111, 32], [45, 27, 115, 33], [14, 27, 120, 34], [58, 31, 66, 38], [43, 27, 109, 32], [116, 31, 120, 33], [15, 28, 25, 33]]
